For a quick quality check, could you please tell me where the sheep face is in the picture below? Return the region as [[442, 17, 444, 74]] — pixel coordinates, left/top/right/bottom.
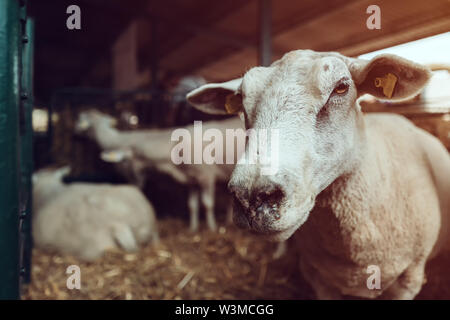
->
[[33, 166, 70, 185], [232, 51, 363, 241], [187, 50, 430, 242], [75, 110, 117, 136]]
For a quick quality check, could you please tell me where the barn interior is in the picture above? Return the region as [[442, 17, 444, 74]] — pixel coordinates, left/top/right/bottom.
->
[[0, 0, 449, 300]]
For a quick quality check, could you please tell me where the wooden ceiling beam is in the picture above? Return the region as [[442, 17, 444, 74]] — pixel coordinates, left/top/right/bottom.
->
[[336, 15, 450, 57], [164, 0, 362, 80], [191, 0, 450, 82]]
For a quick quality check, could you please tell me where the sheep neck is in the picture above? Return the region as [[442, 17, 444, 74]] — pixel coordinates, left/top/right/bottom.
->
[[297, 113, 393, 260]]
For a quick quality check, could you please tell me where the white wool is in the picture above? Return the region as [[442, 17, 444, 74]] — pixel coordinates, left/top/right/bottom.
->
[[76, 110, 245, 232], [32, 167, 158, 261], [187, 49, 450, 299]]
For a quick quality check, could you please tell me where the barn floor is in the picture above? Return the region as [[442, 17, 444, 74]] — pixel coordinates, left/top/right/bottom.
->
[[22, 217, 450, 300]]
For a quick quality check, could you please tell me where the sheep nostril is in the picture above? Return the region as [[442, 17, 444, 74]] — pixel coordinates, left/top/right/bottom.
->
[[252, 185, 285, 220], [258, 187, 284, 206], [230, 184, 285, 223]]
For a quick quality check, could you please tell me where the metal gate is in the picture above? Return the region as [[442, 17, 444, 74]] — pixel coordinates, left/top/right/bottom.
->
[[0, 0, 34, 299]]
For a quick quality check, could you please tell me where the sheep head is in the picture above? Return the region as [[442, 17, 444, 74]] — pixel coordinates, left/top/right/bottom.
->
[[75, 109, 118, 135], [187, 49, 431, 241]]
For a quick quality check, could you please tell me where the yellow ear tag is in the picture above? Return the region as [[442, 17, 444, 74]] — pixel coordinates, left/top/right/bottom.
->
[[374, 73, 397, 98], [111, 151, 120, 162], [101, 150, 124, 163], [225, 93, 243, 114]]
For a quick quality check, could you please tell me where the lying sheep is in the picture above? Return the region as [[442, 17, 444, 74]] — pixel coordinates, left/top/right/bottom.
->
[[187, 50, 450, 299], [33, 166, 159, 261], [76, 110, 244, 232]]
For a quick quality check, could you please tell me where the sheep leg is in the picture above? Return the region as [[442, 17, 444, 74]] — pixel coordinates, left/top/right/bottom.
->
[[151, 229, 160, 244], [131, 167, 146, 189], [80, 233, 116, 261], [129, 159, 148, 189], [226, 200, 234, 225], [272, 241, 287, 260], [188, 189, 200, 232], [112, 224, 138, 252], [381, 261, 427, 300], [134, 167, 146, 189], [201, 182, 217, 232]]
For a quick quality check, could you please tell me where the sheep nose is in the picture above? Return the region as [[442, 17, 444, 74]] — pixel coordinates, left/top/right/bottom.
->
[[229, 180, 285, 229], [250, 184, 285, 220]]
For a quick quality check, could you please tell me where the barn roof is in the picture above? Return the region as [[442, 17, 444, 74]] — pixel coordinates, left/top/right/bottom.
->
[[29, 0, 450, 102]]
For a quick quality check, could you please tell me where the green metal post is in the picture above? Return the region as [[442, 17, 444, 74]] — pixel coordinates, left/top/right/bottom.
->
[[0, 0, 22, 299], [20, 16, 34, 285]]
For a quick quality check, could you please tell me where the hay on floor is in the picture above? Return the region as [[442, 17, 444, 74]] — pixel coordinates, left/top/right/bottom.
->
[[22, 217, 450, 300]]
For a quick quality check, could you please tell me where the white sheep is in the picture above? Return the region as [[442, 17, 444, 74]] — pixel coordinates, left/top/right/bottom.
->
[[32, 166, 159, 261], [75, 110, 244, 232], [187, 50, 450, 299]]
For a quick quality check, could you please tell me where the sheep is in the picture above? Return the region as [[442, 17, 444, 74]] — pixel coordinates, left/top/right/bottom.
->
[[75, 110, 244, 232], [32, 166, 159, 261], [186, 49, 450, 299], [75, 110, 159, 189]]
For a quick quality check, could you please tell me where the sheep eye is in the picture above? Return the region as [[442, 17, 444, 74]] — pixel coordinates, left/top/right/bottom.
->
[[333, 83, 349, 94]]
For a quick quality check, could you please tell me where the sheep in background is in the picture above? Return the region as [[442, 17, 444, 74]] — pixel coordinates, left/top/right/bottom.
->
[[168, 76, 207, 125], [75, 110, 244, 232], [187, 50, 450, 299], [32, 166, 159, 261], [76, 111, 288, 258], [75, 111, 148, 188]]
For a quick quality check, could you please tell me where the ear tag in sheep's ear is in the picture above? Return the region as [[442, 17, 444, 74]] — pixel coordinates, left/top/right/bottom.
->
[[101, 150, 125, 163], [225, 93, 243, 114], [78, 119, 90, 130], [374, 73, 397, 98]]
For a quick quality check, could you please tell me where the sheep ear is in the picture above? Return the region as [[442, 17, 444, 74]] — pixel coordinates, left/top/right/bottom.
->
[[101, 149, 132, 163], [349, 54, 431, 100], [76, 115, 90, 131], [186, 78, 243, 115], [56, 166, 71, 178]]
